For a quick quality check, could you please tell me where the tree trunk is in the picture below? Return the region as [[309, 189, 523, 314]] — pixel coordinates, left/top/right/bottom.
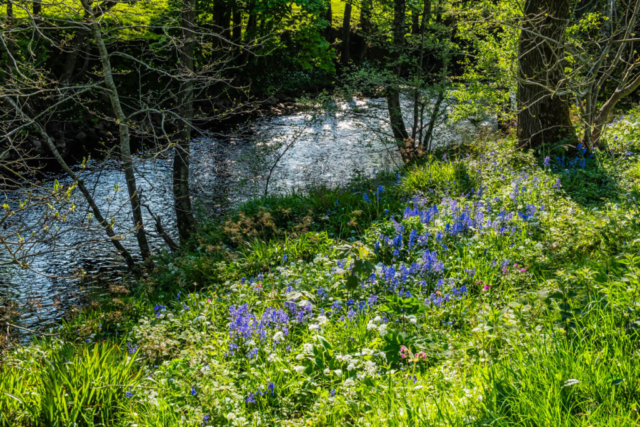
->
[[89, 12, 153, 263], [60, 31, 88, 84], [359, 0, 371, 32], [357, 0, 372, 62], [341, 2, 352, 66], [174, 0, 197, 245], [412, 11, 419, 34], [233, 6, 242, 43], [517, 0, 576, 150], [387, 0, 409, 155], [421, 0, 431, 31], [240, 7, 257, 65], [60, 3, 117, 84], [33, 0, 41, 17], [325, 1, 334, 43], [5, 0, 15, 75], [213, 0, 230, 47], [221, 1, 232, 40]]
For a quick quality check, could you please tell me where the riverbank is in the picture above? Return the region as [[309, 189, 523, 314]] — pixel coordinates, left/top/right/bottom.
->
[[2, 117, 640, 425]]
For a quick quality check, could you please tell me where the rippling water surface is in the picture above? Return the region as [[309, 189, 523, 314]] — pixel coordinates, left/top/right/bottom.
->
[[0, 97, 495, 331]]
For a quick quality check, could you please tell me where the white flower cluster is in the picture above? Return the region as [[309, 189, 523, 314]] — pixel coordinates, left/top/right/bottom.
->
[[366, 316, 388, 337]]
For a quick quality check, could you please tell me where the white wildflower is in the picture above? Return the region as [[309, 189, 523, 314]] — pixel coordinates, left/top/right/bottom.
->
[[294, 366, 306, 374], [309, 324, 320, 331], [344, 378, 355, 387], [334, 369, 343, 377], [317, 315, 329, 325], [323, 368, 331, 375], [273, 331, 284, 341], [267, 353, 280, 363], [347, 362, 357, 371], [296, 354, 305, 360], [378, 323, 388, 337], [303, 343, 314, 354], [364, 361, 377, 376]]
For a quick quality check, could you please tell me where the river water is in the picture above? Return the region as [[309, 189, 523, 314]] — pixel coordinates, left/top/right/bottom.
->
[[0, 96, 496, 333]]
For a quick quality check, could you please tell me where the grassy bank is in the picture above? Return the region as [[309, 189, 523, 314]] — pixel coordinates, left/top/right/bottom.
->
[[3, 114, 640, 426]]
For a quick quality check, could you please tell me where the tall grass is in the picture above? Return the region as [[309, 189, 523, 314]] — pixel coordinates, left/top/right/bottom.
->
[[1, 341, 141, 426]]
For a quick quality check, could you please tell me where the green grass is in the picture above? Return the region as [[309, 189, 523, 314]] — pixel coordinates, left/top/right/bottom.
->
[[4, 115, 640, 426]]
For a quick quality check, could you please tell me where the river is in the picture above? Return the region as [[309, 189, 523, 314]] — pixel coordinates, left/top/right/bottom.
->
[[0, 96, 496, 333]]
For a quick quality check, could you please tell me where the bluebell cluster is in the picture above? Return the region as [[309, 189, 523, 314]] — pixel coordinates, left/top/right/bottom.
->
[[551, 144, 593, 171], [153, 304, 166, 318], [325, 296, 377, 322], [246, 382, 276, 403], [227, 302, 314, 356], [376, 195, 542, 262]]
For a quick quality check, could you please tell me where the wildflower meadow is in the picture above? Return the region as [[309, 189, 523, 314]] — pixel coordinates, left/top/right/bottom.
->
[[3, 116, 640, 426]]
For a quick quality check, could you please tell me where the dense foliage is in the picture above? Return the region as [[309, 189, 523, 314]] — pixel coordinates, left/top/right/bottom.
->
[[3, 111, 640, 425]]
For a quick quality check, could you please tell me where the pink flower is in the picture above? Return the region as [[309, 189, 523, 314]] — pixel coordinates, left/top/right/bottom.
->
[[206, 298, 211, 303], [502, 267, 508, 275], [519, 268, 527, 273], [416, 351, 427, 360], [483, 285, 490, 291]]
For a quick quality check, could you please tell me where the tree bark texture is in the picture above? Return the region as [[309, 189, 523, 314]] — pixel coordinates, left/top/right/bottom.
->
[[517, 0, 576, 149]]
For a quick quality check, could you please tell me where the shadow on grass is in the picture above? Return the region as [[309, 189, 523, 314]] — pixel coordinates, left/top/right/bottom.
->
[[552, 156, 623, 208]]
